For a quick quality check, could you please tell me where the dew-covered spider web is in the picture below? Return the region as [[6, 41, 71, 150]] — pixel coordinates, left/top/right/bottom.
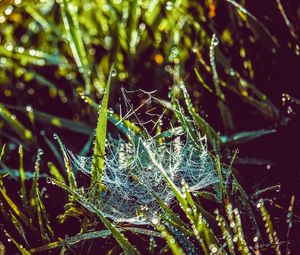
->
[[63, 88, 220, 224]]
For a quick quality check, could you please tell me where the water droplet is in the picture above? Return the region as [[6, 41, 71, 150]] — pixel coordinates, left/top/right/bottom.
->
[[166, 1, 173, 11], [104, 36, 112, 50], [229, 68, 235, 76], [151, 218, 159, 225], [275, 184, 281, 192], [0, 15, 6, 23], [25, 105, 33, 112], [111, 68, 117, 77], [38, 148, 44, 155], [4, 6, 13, 16], [46, 177, 51, 184], [17, 47, 24, 53], [211, 35, 219, 46], [5, 44, 13, 51], [295, 45, 300, 55], [186, 208, 192, 214], [211, 246, 218, 253], [29, 49, 36, 56], [53, 133, 58, 140], [0, 57, 7, 66]]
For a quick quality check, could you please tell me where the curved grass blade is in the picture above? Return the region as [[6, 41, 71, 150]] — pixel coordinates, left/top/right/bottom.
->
[[172, 99, 204, 150], [209, 34, 234, 133], [31, 109, 93, 135], [0, 184, 38, 234], [31, 230, 112, 253], [42, 134, 65, 169], [24, 5, 60, 35], [122, 227, 162, 238], [31, 227, 159, 253], [153, 126, 184, 140], [194, 68, 213, 94], [49, 178, 141, 255], [0, 130, 30, 151], [2, 228, 31, 255], [77, 93, 144, 139], [151, 192, 192, 237], [0, 46, 66, 67], [29, 149, 43, 208], [152, 218, 186, 255], [257, 200, 281, 254], [234, 157, 276, 166], [226, 0, 280, 51], [10, 212, 30, 248], [53, 134, 77, 190], [48, 162, 65, 182], [0, 103, 33, 143], [221, 129, 276, 145]]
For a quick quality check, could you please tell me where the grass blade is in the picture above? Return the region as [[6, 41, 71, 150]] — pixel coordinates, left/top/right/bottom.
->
[[50, 178, 141, 255], [0, 144, 6, 162], [221, 129, 276, 145], [179, 81, 221, 151], [0, 103, 33, 143], [90, 64, 114, 193], [18, 145, 28, 212], [60, 0, 91, 93]]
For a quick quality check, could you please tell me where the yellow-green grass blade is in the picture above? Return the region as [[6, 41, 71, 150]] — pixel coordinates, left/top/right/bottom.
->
[[50, 178, 141, 255], [90, 64, 114, 194]]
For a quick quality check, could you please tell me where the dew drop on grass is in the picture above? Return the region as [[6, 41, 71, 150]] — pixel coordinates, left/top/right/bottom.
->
[[25, 105, 33, 112], [211, 35, 219, 46], [111, 68, 117, 77], [46, 177, 52, 184], [151, 218, 159, 225], [166, 1, 173, 11], [78, 67, 84, 74], [38, 148, 43, 155], [5, 44, 13, 51], [295, 44, 300, 55]]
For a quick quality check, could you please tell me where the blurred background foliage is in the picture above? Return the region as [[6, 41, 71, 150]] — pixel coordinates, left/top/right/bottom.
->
[[0, 0, 299, 146], [0, 0, 300, 254]]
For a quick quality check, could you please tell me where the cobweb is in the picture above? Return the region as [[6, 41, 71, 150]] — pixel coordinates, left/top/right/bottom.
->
[[65, 88, 219, 224]]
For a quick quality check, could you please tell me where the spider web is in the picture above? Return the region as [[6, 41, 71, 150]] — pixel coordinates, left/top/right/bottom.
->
[[65, 88, 219, 224]]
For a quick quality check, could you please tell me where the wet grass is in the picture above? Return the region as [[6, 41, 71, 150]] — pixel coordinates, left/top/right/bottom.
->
[[0, 0, 300, 254]]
